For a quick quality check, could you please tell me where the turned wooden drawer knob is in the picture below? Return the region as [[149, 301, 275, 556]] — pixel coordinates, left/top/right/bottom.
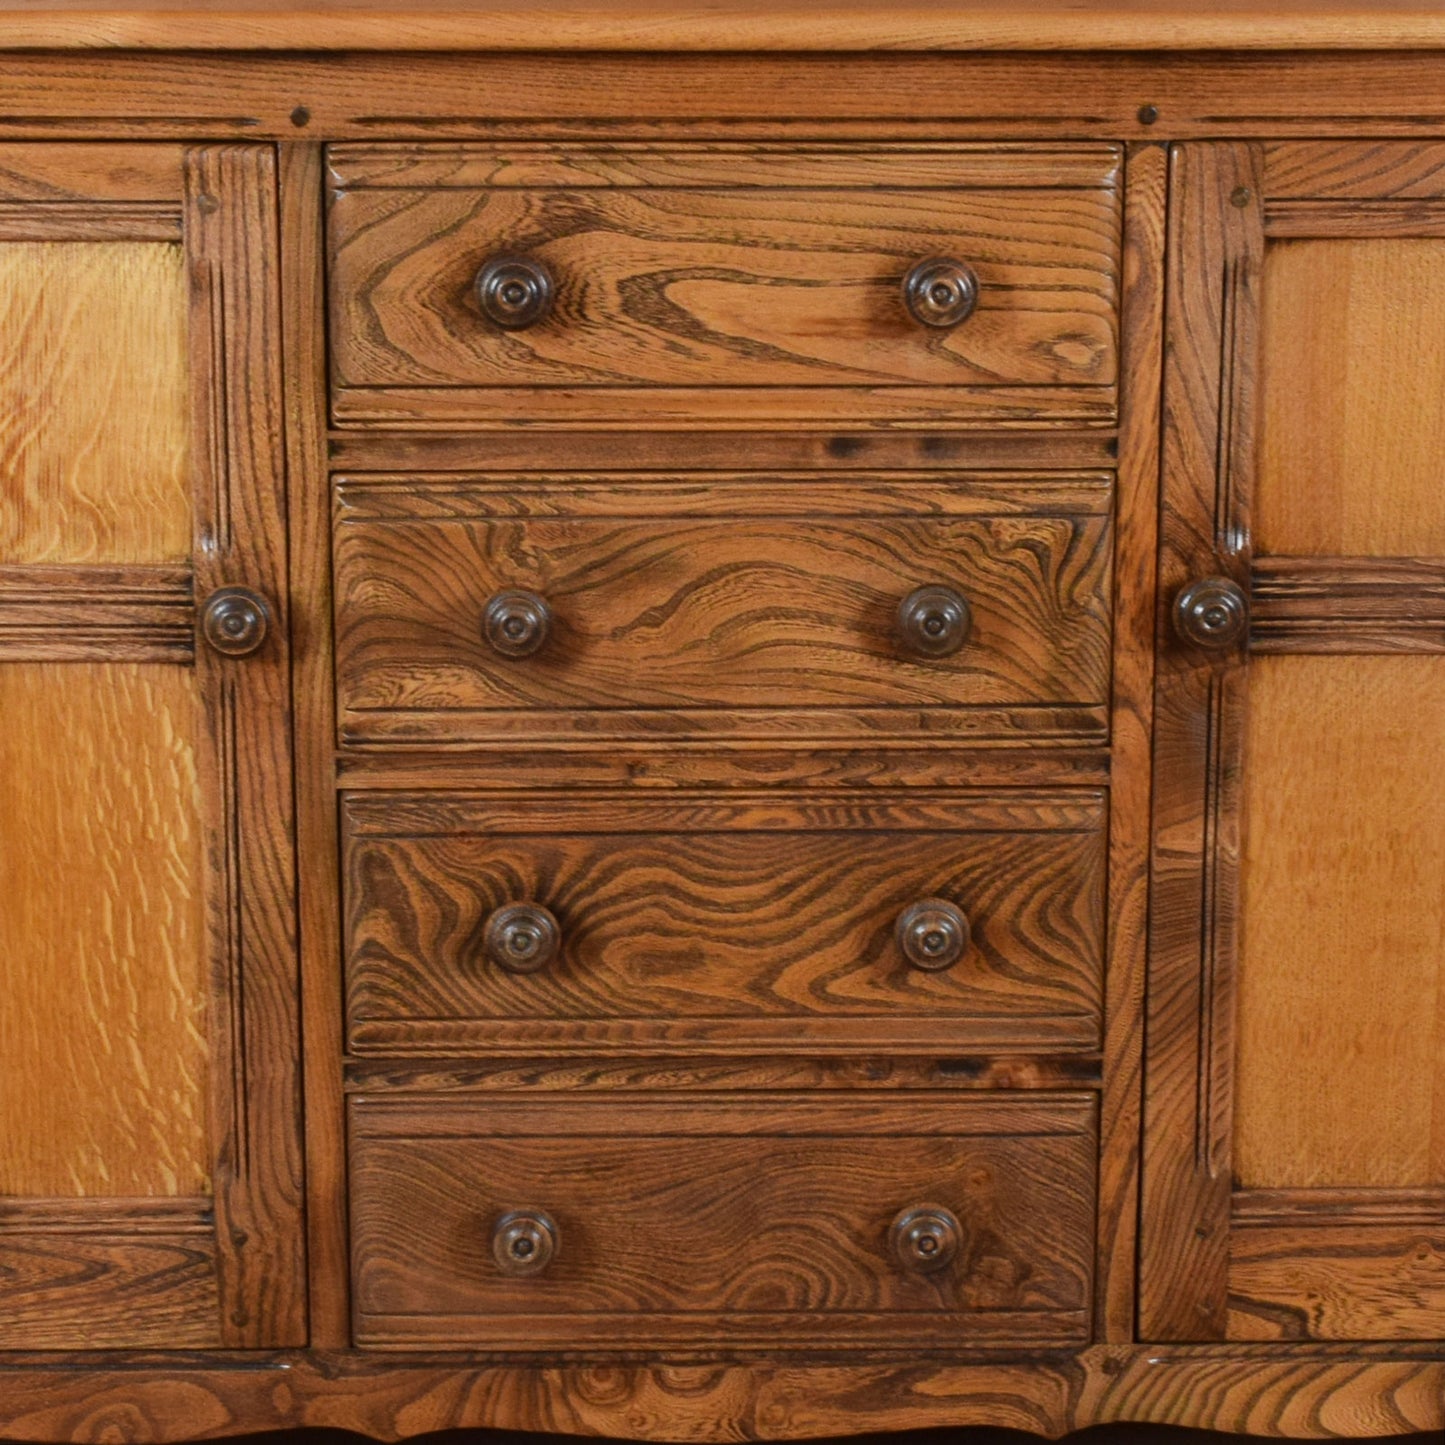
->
[[897, 585, 971, 658], [890, 1204, 962, 1274], [484, 589, 552, 658], [903, 258, 979, 329], [200, 586, 271, 658], [483, 903, 561, 974], [895, 898, 970, 971], [492, 1209, 559, 1276], [475, 254, 555, 330], [1174, 576, 1249, 650]]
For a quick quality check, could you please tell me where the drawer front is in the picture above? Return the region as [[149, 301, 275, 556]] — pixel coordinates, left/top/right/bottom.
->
[[349, 1093, 1097, 1349], [343, 790, 1105, 1055], [332, 474, 1113, 745], [327, 143, 1121, 428]]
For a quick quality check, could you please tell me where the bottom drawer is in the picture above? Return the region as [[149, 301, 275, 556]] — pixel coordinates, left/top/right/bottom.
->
[[349, 1093, 1096, 1350]]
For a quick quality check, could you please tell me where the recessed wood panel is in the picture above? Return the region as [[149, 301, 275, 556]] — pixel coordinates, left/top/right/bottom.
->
[[1258, 238, 1445, 556], [0, 662, 208, 1196], [1235, 655, 1445, 1190], [0, 241, 189, 565]]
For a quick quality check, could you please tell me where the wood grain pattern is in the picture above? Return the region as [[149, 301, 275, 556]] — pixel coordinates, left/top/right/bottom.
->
[[0, 661, 208, 1198], [0, 562, 193, 662], [1235, 654, 1445, 1192], [0, 1348, 1438, 1442], [279, 139, 350, 1350], [342, 789, 1104, 1055], [333, 476, 1112, 745], [1258, 236, 1445, 556], [328, 145, 1120, 429], [1140, 141, 1262, 1342], [185, 144, 305, 1348], [1250, 556, 1445, 653], [0, 239, 189, 565], [1229, 1191, 1445, 1341], [0, 1199, 219, 1351], [1096, 139, 1165, 1343], [8, 1, 1445, 53], [349, 1092, 1096, 1349]]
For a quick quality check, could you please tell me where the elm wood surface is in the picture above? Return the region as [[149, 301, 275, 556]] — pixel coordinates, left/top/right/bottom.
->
[[0, 563, 194, 662], [331, 475, 1112, 745], [0, 1348, 1440, 1442], [327, 143, 1120, 430], [347, 1093, 1097, 1349], [1249, 557, 1445, 654], [7, 1, 1445, 52], [342, 790, 1105, 1055]]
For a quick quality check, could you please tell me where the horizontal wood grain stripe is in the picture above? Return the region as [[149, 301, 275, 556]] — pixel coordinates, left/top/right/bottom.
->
[[334, 472, 1114, 519], [325, 429, 1122, 473], [1228, 1214, 1445, 1342], [0, 1198, 218, 1350], [327, 142, 1123, 191], [1250, 555, 1445, 653], [0, 143, 184, 203], [1265, 141, 1445, 200], [342, 788, 1106, 837], [1234, 1187, 1445, 1227], [1265, 197, 1445, 237], [0, 200, 181, 241], [0, 563, 194, 662], [342, 1055, 1105, 1093]]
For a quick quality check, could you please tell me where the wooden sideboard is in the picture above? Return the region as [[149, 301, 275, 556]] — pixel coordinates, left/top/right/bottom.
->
[[0, 4, 1441, 1439]]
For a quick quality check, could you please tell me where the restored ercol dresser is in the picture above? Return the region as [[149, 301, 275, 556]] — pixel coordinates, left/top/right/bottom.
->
[[1, 3, 1443, 1439]]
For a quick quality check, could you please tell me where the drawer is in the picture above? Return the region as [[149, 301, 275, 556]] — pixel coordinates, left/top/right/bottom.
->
[[348, 1092, 1097, 1350], [327, 143, 1121, 429], [342, 789, 1105, 1054], [332, 474, 1113, 745]]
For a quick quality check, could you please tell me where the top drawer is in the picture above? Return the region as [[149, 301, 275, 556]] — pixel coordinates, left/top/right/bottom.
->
[[327, 143, 1121, 430]]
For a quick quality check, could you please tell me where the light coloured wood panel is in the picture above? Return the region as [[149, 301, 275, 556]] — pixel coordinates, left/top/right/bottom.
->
[[0, 662, 209, 1197], [0, 241, 189, 565], [1258, 239, 1445, 556], [1235, 655, 1445, 1190]]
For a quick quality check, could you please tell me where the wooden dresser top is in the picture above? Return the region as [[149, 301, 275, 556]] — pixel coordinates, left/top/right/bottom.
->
[[1, 0, 1444, 52]]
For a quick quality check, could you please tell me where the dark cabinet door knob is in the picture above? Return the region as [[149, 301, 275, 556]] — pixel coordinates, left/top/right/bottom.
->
[[200, 586, 271, 658], [492, 1209, 559, 1276], [1174, 576, 1249, 650], [484, 589, 552, 658], [476, 254, 555, 330], [903, 258, 979, 329], [484, 903, 561, 974], [895, 898, 970, 972], [897, 585, 971, 658], [890, 1204, 962, 1274]]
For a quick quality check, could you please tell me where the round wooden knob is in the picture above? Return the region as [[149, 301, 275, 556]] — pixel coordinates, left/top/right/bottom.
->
[[1174, 576, 1249, 650], [890, 1204, 962, 1274], [492, 1209, 559, 1276], [903, 258, 979, 329], [200, 586, 271, 658], [483, 903, 561, 974], [895, 899, 970, 972], [475, 254, 555, 330], [897, 585, 971, 658], [483, 589, 552, 658]]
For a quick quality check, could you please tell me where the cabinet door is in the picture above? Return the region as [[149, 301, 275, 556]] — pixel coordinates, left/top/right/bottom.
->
[[0, 145, 303, 1347], [1142, 142, 1445, 1342]]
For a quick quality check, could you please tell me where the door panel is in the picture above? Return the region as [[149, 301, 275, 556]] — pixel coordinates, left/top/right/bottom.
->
[[0, 145, 303, 1348], [1143, 141, 1445, 1344]]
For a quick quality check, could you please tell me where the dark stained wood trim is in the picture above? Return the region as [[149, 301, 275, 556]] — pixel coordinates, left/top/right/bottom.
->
[[0, 563, 193, 662], [1096, 139, 1166, 1345], [279, 139, 350, 1352], [1140, 142, 1263, 1343], [185, 143, 305, 1349], [0, 200, 180, 239], [1234, 1188, 1445, 1226], [1265, 197, 1445, 237], [0, 1198, 220, 1351], [0, 1348, 1438, 1441], [1250, 555, 1445, 653]]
